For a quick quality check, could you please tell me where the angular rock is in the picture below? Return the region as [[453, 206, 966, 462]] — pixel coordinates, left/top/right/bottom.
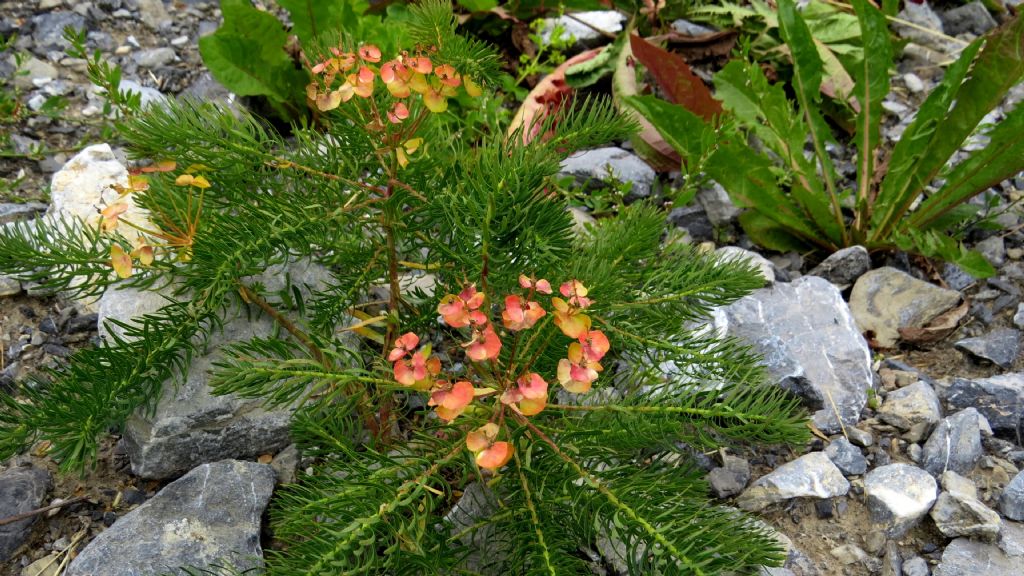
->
[[809, 246, 871, 288], [0, 466, 51, 562], [849, 267, 962, 348], [1002, 470, 1024, 521], [954, 328, 1020, 369], [101, 259, 334, 479], [877, 380, 942, 438], [737, 452, 850, 512], [902, 556, 929, 576], [934, 538, 1017, 576], [941, 374, 1024, 438], [30, 11, 86, 54], [864, 464, 937, 537], [541, 11, 625, 49], [0, 202, 47, 225], [706, 454, 751, 498], [133, 47, 175, 68], [65, 460, 275, 576], [698, 181, 740, 227], [976, 235, 1006, 268], [941, 1, 998, 36], [0, 275, 20, 297], [1000, 520, 1024, 557], [716, 246, 775, 286], [921, 408, 988, 476], [930, 490, 1001, 540], [825, 437, 867, 476], [559, 147, 656, 199], [723, 276, 873, 433], [940, 471, 978, 500]]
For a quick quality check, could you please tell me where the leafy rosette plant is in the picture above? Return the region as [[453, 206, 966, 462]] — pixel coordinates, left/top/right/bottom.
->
[[0, 2, 807, 573]]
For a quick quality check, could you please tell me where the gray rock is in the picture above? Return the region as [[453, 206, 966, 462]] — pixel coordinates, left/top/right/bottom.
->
[[0, 466, 52, 561], [954, 328, 1020, 369], [0, 202, 47, 225], [976, 235, 1006, 268], [1013, 304, 1024, 329], [136, 0, 170, 29], [270, 444, 299, 485], [559, 147, 655, 199], [11, 56, 58, 90], [921, 408, 988, 476], [864, 463, 938, 537], [826, 437, 867, 476], [540, 11, 625, 49], [830, 544, 869, 565], [671, 19, 717, 36], [716, 246, 775, 286], [934, 538, 1017, 576], [101, 259, 334, 479], [847, 426, 875, 448], [0, 275, 20, 296], [930, 490, 1002, 540], [809, 246, 871, 288], [941, 1, 997, 36], [65, 460, 274, 576], [444, 482, 505, 571], [133, 47, 175, 68], [877, 380, 942, 441], [698, 182, 740, 226], [904, 73, 926, 94], [1000, 520, 1024, 557], [724, 276, 873, 433], [941, 374, 1024, 438], [943, 262, 976, 291], [30, 11, 86, 54], [940, 470, 978, 500], [737, 452, 850, 512], [117, 79, 169, 109], [707, 454, 751, 498], [903, 556, 930, 576], [1002, 470, 1024, 521], [849, 267, 962, 348]]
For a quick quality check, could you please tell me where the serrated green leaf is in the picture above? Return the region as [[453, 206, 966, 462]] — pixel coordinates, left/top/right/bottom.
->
[[850, 0, 892, 219], [911, 103, 1024, 230], [623, 95, 709, 159], [954, 249, 996, 278]]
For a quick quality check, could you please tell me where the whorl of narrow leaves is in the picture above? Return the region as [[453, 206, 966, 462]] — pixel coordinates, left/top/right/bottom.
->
[[0, 2, 808, 573]]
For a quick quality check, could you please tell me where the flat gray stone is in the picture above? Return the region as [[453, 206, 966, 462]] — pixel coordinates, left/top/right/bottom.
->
[[941, 373, 1024, 438], [698, 181, 740, 226], [935, 538, 1017, 576], [921, 408, 989, 476], [723, 276, 872, 433], [0, 466, 51, 562], [707, 454, 751, 498], [809, 246, 871, 288], [877, 380, 942, 434], [941, 1, 998, 36], [65, 460, 274, 576], [540, 10, 625, 48], [930, 490, 1001, 540], [559, 147, 656, 199], [133, 47, 175, 68], [0, 275, 20, 297], [1000, 520, 1024, 557], [737, 452, 850, 512], [0, 202, 47, 225], [864, 463, 937, 537], [954, 328, 1020, 369], [849, 267, 962, 348], [1001, 470, 1024, 521], [902, 556, 929, 576], [716, 246, 775, 286]]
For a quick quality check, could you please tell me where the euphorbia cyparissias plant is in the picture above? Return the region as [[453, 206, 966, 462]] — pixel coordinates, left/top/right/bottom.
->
[[389, 277, 610, 470]]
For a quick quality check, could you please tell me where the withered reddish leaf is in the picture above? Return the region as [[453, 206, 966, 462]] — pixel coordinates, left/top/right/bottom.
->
[[629, 34, 721, 121], [508, 48, 604, 145]]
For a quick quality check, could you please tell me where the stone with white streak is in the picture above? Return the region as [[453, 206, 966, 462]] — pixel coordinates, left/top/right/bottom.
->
[[65, 460, 274, 576], [737, 452, 850, 512], [723, 276, 873, 433], [864, 463, 937, 537]]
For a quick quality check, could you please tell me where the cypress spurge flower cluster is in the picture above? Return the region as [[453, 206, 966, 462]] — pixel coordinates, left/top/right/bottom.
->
[[0, 2, 808, 574]]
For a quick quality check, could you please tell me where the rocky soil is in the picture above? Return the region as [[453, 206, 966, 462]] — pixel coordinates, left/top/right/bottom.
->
[[2, 1, 1024, 575]]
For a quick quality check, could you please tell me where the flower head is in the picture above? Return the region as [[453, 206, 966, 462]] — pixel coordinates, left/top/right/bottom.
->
[[518, 274, 552, 294], [358, 44, 381, 63], [388, 332, 420, 362], [557, 342, 602, 393], [464, 324, 501, 362], [560, 279, 592, 308], [428, 380, 474, 422], [466, 423, 513, 470], [501, 295, 545, 331], [579, 329, 610, 362], [438, 284, 486, 328], [552, 297, 591, 339], [501, 373, 548, 416], [387, 102, 410, 124]]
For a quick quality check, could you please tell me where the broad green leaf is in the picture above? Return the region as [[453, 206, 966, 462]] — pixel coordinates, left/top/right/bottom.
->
[[198, 0, 308, 111], [738, 211, 812, 253], [705, 142, 828, 247], [911, 103, 1024, 229], [778, 0, 843, 241], [803, 1, 863, 44], [624, 95, 710, 160], [850, 0, 892, 219], [954, 250, 996, 279], [869, 39, 983, 239], [457, 0, 499, 11], [277, 0, 355, 45], [898, 14, 1024, 225]]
